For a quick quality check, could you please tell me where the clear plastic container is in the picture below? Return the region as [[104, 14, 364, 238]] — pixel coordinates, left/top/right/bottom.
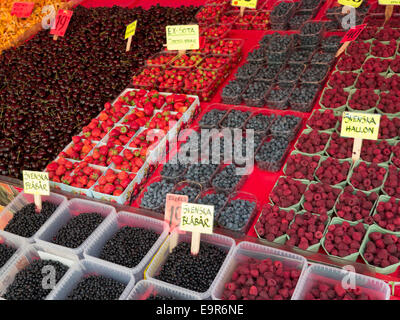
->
[[201, 23, 232, 40], [145, 52, 178, 68], [212, 241, 307, 300], [292, 263, 390, 300], [0, 244, 76, 300], [127, 280, 202, 300], [34, 198, 116, 261], [144, 230, 236, 299], [0, 232, 27, 278], [0, 192, 67, 243], [168, 53, 205, 70], [83, 211, 169, 279], [47, 259, 135, 300]]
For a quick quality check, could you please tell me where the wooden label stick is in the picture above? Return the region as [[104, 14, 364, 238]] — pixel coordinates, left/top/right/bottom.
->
[[385, 5, 394, 23], [126, 36, 132, 52], [240, 6, 245, 17], [191, 232, 201, 256], [337, 24, 366, 57], [352, 137, 363, 162], [178, 49, 186, 56], [180, 202, 214, 256], [165, 194, 188, 253], [22, 170, 49, 211], [336, 41, 350, 57], [125, 20, 137, 52], [34, 194, 42, 211]]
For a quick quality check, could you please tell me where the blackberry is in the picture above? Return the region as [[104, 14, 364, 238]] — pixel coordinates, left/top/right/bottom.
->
[[255, 63, 283, 82], [3, 259, 68, 300], [52, 212, 105, 248], [156, 242, 227, 293], [4, 201, 58, 238], [67, 275, 126, 300], [99, 226, 159, 268], [235, 63, 260, 80]]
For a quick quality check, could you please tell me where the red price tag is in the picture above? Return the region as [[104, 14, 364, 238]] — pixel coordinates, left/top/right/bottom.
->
[[164, 194, 188, 231], [11, 2, 35, 18], [50, 10, 73, 37], [341, 24, 367, 43]]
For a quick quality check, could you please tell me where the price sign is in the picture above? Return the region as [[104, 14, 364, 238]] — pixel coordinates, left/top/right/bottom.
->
[[231, 0, 257, 9], [338, 0, 363, 8], [125, 20, 137, 39], [11, 2, 35, 18], [50, 10, 73, 38], [165, 193, 188, 230], [340, 24, 366, 43], [340, 111, 381, 162], [166, 25, 199, 51], [340, 112, 381, 140], [379, 0, 400, 4], [180, 202, 214, 255], [23, 171, 50, 196]]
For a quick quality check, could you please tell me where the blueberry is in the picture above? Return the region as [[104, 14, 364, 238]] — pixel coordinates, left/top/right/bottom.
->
[[271, 2, 295, 21], [269, 115, 302, 140], [217, 199, 256, 232], [141, 180, 174, 211], [3, 259, 68, 300], [221, 110, 251, 128], [311, 51, 335, 65], [255, 63, 283, 82], [212, 164, 243, 191], [255, 137, 289, 171], [197, 191, 228, 213], [265, 86, 293, 109], [289, 84, 320, 111], [288, 48, 314, 64], [99, 226, 159, 268], [67, 275, 126, 300], [161, 161, 187, 180], [299, 0, 321, 10], [322, 36, 342, 52], [147, 294, 175, 300], [235, 63, 260, 80], [222, 79, 248, 104], [247, 47, 267, 64], [156, 242, 227, 293], [199, 109, 227, 128], [300, 21, 324, 35], [245, 113, 275, 132], [173, 184, 201, 202], [185, 163, 219, 185], [52, 212, 105, 248], [300, 64, 329, 82], [289, 14, 312, 30], [242, 81, 271, 106], [277, 64, 305, 84]]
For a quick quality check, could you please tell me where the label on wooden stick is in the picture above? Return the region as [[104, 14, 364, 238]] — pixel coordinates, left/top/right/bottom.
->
[[50, 10, 73, 37], [338, 0, 364, 8], [180, 202, 214, 234], [379, 0, 400, 5], [340, 24, 366, 43], [340, 112, 381, 140], [231, 0, 258, 9], [125, 20, 137, 39], [164, 193, 188, 231], [11, 2, 35, 18], [23, 171, 50, 195], [166, 25, 199, 51]]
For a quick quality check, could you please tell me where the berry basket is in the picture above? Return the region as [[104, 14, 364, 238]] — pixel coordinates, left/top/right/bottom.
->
[[34, 198, 116, 261], [47, 259, 135, 300], [314, 156, 352, 188], [145, 52, 178, 69], [255, 136, 291, 172], [215, 191, 259, 234], [292, 263, 390, 300], [347, 160, 388, 194], [321, 217, 368, 262], [0, 192, 67, 244], [269, 114, 303, 142], [0, 244, 76, 300], [144, 230, 235, 299], [172, 180, 203, 203], [282, 151, 321, 181], [83, 211, 169, 278], [269, 177, 309, 211], [211, 241, 307, 300], [211, 164, 250, 194], [294, 129, 331, 156], [0, 232, 27, 279], [127, 280, 202, 300]]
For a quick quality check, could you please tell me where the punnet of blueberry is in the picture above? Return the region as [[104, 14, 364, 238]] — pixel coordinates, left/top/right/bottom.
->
[[141, 179, 175, 211], [217, 199, 256, 232], [0, 243, 17, 269]]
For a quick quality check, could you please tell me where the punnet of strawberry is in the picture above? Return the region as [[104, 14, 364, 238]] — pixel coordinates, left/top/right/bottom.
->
[[81, 118, 112, 142], [163, 93, 196, 113], [46, 157, 79, 184], [111, 148, 147, 173], [146, 110, 183, 132], [64, 161, 102, 189], [94, 169, 135, 196], [83, 142, 123, 167], [107, 125, 137, 146], [59, 136, 95, 161], [120, 109, 153, 132]]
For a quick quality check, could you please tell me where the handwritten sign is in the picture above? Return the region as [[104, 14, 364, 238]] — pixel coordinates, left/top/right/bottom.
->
[[125, 20, 137, 40], [180, 203, 214, 234], [231, 0, 258, 9], [340, 24, 366, 43], [11, 2, 35, 18], [166, 25, 199, 51], [379, 0, 400, 4], [23, 171, 49, 195], [338, 0, 363, 8], [50, 10, 73, 37], [340, 112, 381, 140], [165, 194, 188, 230]]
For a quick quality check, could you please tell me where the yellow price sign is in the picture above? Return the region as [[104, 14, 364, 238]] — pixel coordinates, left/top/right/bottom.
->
[[125, 20, 137, 40], [379, 0, 400, 5], [180, 202, 214, 234], [22, 171, 50, 196], [340, 112, 381, 140], [338, 0, 363, 8], [231, 0, 257, 9], [166, 25, 199, 51]]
